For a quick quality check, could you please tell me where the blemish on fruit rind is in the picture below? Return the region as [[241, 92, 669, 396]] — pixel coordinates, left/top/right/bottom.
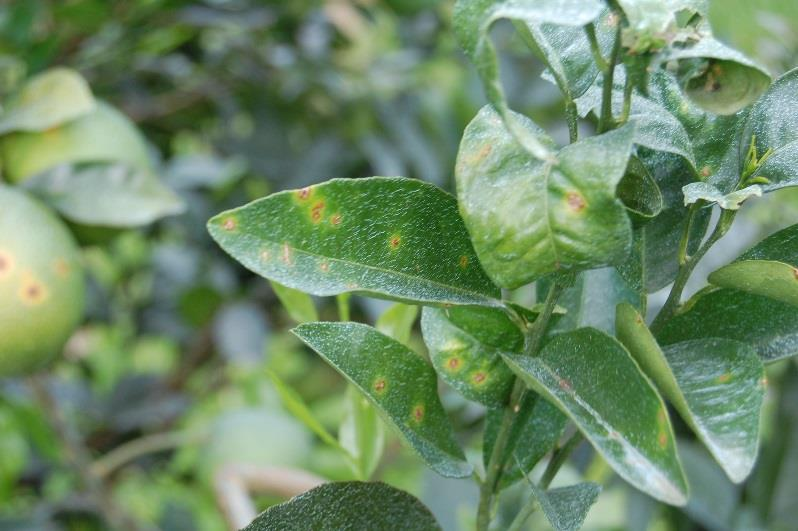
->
[[0, 250, 14, 279], [389, 234, 401, 250], [53, 258, 71, 278], [373, 378, 387, 394], [18, 273, 48, 305], [411, 404, 425, 422]]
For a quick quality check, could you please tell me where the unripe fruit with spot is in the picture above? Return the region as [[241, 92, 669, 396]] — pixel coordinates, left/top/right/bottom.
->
[[0, 186, 85, 376], [0, 101, 152, 184]]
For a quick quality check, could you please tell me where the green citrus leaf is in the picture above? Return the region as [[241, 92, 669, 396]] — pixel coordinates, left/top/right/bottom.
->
[[456, 106, 633, 288], [616, 0, 708, 52], [339, 385, 385, 481], [208, 177, 500, 307], [292, 322, 472, 478], [682, 182, 762, 210], [483, 395, 567, 489], [502, 328, 688, 505], [420, 306, 517, 406], [742, 68, 798, 192], [453, 0, 603, 160], [667, 37, 771, 115], [0, 67, 95, 134], [656, 288, 798, 363], [242, 481, 441, 531], [575, 83, 696, 167], [617, 304, 765, 482], [21, 162, 184, 227], [618, 157, 664, 221], [376, 303, 419, 347], [270, 281, 318, 323], [525, 481, 602, 531], [708, 224, 798, 307]]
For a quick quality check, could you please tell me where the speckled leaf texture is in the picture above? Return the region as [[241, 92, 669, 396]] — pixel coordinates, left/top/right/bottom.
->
[[420, 306, 517, 406], [528, 481, 601, 531], [208, 177, 500, 307], [483, 395, 567, 489], [243, 481, 441, 531], [292, 322, 472, 478], [456, 106, 634, 288], [453, 0, 603, 160], [616, 304, 765, 482], [708, 224, 798, 307], [656, 288, 798, 363], [502, 328, 688, 505], [743, 68, 798, 192]]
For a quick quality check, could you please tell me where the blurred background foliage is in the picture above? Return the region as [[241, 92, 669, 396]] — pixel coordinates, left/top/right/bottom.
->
[[0, 1, 797, 530]]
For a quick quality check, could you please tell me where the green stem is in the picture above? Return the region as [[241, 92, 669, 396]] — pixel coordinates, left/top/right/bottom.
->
[[619, 73, 633, 124], [506, 431, 583, 531], [597, 20, 622, 133], [336, 293, 351, 322], [584, 23, 608, 72], [650, 209, 736, 334], [475, 283, 566, 531], [565, 100, 579, 143]]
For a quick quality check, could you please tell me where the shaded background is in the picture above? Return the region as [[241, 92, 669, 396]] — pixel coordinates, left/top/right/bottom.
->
[[0, 1, 797, 530]]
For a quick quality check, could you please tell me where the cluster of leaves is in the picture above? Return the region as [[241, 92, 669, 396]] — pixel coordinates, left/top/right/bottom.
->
[[209, 0, 798, 529]]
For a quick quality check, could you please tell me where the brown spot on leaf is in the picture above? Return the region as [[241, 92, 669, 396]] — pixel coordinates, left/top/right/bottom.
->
[[374, 378, 387, 393], [446, 357, 461, 371], [412, 405, 425, 422], [222, 217, 237, 231], [472, 372, 488, 385], [389, 234, 401, 250], [793, 267, 798, 280], [297, 186, 312, 200], [658, 430, 669, 449], [310, 201, 325, 223], [558, 377, 572, 392], [458, 255, 468, 269], [635, 315, 643, 324], [716, 373, 732, 384], [565, 191, 587, 212], [260, 249, 270, 262], [319, 261, 330, 273], [700, 166, 712, 177], [330, 213, 342, 226], [607, 12, 619, 27]]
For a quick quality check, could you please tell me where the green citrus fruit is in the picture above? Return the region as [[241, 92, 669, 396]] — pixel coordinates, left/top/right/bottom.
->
[[0, 185, 85, 376], [0, 101, 152, 184]]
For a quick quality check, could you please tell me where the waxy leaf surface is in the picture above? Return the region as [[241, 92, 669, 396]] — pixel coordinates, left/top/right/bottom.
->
[[657, 288, 798, 363], [743, 68, 798, 192], [682, 182, 762, 210], [502, 328, 688, 505], [243, 481, 441, 531], [708, 224, 798, 306], [292, 322, 471, 477], [617, 304, 765, 482], [456, 106, 633, 288], [483, 395, 567, 489], [421, 306, 516, 406], [453, 0, 603, 160], [0, 67, 95, 134], [22, 163, 184, 227], [208, 177, 500, 307], [526, 481, 601, 531]]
